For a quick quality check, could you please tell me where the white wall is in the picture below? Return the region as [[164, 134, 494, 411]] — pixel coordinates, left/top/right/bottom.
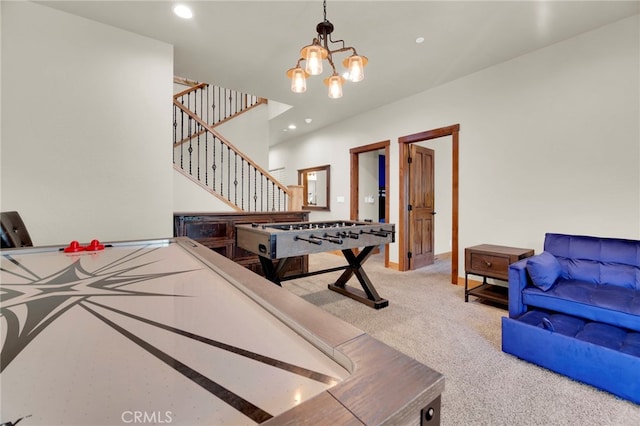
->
[[216, 105, 269, 167], [270, 15, 640, 276], [173, 170, 236, 213], [1, 2, 174, 245]]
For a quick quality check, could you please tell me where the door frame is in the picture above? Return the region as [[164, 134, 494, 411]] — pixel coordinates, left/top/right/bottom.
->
[[350, 140, 391, 267], [398, 124, 460, 284]]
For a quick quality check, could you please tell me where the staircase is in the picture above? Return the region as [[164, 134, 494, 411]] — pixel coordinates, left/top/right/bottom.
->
[[173, 79, 292, 212]]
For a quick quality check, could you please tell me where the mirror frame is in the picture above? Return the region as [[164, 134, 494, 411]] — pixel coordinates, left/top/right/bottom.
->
[[298, 165, 330, 211]]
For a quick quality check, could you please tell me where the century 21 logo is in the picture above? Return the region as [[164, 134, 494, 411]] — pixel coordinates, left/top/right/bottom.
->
[[121, 411, 173, 424]]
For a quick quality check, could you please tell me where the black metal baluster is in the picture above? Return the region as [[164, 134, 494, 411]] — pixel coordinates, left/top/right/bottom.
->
[[188, 117, 193, 175], [221, 87, 225, 121], [253, 168, 258, 212], [271, 181, 276, 211], [233, 152, 238, 207], [215, 85, 218, 124], [220, 140, 224, 196], [205, 129, 208, 186], [226, 88, 229, 118], [196, 123, 201, 181], [277, 187, 281, 212], [227, 145, 231, 201], [188, 92, 194, 175], [240, 158, 245, 210], [179, 103, 184, 169], [217, 86, 220, 123], [173, 104, 177, 164], [212, 136, 217, 191], [266, 179, 270, 211], [230, 89, 234, 117]]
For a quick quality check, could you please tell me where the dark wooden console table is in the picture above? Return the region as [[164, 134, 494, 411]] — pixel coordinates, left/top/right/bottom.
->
[[174, 211, 309, 277], [464, 244, 534, 305]]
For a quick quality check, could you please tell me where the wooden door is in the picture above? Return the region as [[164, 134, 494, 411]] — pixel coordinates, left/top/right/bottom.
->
[[409, 145, 435, 269]]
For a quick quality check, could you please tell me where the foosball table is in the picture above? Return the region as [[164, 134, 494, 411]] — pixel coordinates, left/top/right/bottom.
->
[[236, 220, 395, 309]]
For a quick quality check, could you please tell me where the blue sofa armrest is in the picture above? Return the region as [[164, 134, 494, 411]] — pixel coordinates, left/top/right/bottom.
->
[[508, 258, 530, 318]]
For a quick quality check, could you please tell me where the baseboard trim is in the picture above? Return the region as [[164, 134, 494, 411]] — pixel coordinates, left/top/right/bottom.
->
[[457, 276, 483, 288], [434, 251, 452, 261]]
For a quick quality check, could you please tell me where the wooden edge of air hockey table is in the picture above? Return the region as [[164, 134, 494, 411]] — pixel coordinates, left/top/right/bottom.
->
[[0, 237, 444, 425], [187, 238, 444, 425]]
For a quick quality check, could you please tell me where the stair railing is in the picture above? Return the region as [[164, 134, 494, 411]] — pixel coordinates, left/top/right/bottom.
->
[[174, 82, 267, 129], [173, 83, 290, 212]]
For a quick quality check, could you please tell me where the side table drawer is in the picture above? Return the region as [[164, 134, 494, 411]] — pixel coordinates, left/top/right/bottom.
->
[[468, 253, 509, 279]]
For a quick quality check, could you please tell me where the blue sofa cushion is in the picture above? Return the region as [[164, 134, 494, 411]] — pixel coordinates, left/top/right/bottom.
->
[[526, 251, 561, 291], [544, 233, 640, 290], [522, 278, 640, 332]]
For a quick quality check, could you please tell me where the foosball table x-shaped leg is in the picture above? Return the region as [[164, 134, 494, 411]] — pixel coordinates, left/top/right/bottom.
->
[[328, 246, 389, 309]]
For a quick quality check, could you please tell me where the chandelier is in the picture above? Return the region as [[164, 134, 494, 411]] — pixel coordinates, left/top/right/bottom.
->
[[286, 0, 368, 99]]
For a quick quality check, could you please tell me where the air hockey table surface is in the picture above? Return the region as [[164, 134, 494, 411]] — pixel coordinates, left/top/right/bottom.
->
[[1, 237, 443, 425]]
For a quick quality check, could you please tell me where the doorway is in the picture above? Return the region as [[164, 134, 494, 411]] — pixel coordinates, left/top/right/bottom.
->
[[399, 124, 460, 285], [350, 140, 391, 267], [408, 144, 435, 269]]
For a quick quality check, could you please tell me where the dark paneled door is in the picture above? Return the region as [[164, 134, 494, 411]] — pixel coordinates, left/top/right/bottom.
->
[[409, 145, 435, 269]]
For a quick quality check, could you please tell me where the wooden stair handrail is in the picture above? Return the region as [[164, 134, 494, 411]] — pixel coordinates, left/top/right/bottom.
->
[[173, 82, 208, 99], [173, 99, 269, 148]]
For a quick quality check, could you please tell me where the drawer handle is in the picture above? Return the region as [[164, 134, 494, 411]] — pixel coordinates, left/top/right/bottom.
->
[[484, 260, 492, 267]]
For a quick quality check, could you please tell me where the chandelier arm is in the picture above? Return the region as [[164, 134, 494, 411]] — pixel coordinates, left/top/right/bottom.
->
[[327, 34, 347, 51], [325, 53, 338, 75], [328, 46, 357, 56]]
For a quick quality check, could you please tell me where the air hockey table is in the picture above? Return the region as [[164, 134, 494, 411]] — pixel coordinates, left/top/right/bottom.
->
[[1, 237, 443, 425]]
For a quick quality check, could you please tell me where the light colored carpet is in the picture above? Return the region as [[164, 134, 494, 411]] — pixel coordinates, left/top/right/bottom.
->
[[282, 252, 640, 425]]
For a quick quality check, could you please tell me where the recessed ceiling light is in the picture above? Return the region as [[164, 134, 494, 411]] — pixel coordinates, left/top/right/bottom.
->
[[415, 36, 425, 44], [304, 118, 312, 124], [288, 124, 297, 130], [173, 4, 193, 19]]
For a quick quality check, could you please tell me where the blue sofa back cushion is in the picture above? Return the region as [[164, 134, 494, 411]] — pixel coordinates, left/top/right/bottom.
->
[[526, 251, 562, 291], [544, 233, 640, 290]]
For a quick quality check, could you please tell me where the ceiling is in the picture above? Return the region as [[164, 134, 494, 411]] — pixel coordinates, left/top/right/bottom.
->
[[36, 1, 639, 146]]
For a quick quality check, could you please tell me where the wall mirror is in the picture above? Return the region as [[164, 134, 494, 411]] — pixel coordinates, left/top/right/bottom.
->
[[298, 165, 330, 211]]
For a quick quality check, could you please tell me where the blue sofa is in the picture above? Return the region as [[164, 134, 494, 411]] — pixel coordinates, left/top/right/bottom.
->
[[509, 233, 640, 331], [503, 233, 640, 403]]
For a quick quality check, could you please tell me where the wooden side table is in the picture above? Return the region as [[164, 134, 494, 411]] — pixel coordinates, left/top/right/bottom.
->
[[464, 244, 534, 305]]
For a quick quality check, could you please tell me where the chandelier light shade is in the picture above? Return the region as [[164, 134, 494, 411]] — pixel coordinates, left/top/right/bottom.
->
[[301, 44, 327, 75], [343, 55, 368, 82], [286, 0, 367, 99], [324, 74, 344, 99], [287, 67, 309, 93]]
